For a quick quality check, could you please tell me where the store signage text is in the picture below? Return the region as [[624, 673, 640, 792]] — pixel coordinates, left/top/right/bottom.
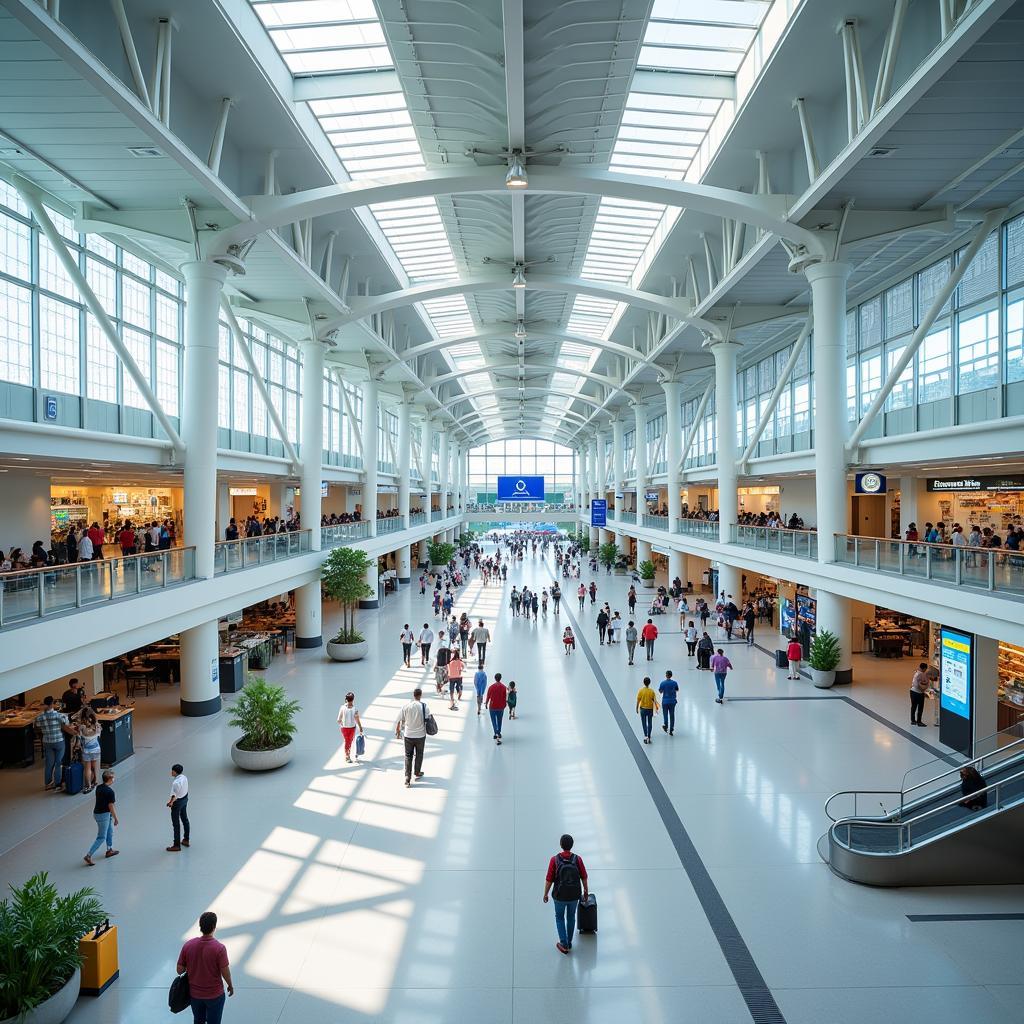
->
[[928, 477, 1024, 492]]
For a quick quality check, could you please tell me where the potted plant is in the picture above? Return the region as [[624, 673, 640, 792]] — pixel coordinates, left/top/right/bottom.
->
[[427, 540, 456, 567], [0, 872, 105, 1024], [808, 629, 841, 688], [579, 533, 591, 553], [598, 541, 619, 574], [321, 546, 373, 661], [228, 678, 301, 771], [637, 559, 657, 589]]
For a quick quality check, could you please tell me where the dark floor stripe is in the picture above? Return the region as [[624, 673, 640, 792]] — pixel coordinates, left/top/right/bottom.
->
[[560, 592, 787, 1024], [907, 913, 1024, 922]]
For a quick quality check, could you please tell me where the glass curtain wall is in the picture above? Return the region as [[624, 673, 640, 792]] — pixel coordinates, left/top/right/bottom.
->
[[467, 440, 576, 501]]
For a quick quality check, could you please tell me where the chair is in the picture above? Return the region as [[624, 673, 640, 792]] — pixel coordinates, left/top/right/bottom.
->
[[126, 667, 152, 698]]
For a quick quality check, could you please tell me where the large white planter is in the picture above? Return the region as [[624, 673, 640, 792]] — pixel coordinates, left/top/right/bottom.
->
[[641, 578, 655, 589], [811, 668, 836, 689], [1, 968, 80, 1024], [326, 639, 369, 662], [231, 739, 294, 771]]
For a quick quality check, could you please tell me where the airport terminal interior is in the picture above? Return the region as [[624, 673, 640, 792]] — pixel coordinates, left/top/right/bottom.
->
[[3, 0, 1024, 1022]]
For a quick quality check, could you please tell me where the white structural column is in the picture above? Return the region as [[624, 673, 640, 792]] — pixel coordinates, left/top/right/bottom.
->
[[361, 373, 380, 608], [439, 429, 450, 535], [711, 341, 742, 603], [662, 377, 684, 586], [397, 393, 412, 582], [589, 436, 601, 547], [179, 261, 227, 716], [295, 337, 326, 648], [632, 400, 648, 511], [612, 416, 625, 538], [807, 261, 854, 682], [421, 414, 434, 524], [579, 440, 590, 517]]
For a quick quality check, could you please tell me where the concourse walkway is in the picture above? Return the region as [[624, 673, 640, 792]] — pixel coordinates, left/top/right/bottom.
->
[[3, 548, 1024, 1023]]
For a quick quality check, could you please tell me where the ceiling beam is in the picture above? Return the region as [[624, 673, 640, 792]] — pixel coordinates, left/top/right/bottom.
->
[[424, 361, 617, 391], [631, 69, 736, 101], [292, 70, 402, 102]]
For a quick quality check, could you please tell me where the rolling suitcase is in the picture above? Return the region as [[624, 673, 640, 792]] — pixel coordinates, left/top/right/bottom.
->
[[63, 761, 83, 795], [775, 649, 789, 668], [79, 920, 119, 995], [577, 894, 597, 934]]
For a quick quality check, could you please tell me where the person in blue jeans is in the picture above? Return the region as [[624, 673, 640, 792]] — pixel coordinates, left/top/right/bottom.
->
[[543, 833, 589, 954], [83, 769, 119, 866], [710, 648, 733, 704], [473, 667, 487, 715], [658, 670, 679, 735]]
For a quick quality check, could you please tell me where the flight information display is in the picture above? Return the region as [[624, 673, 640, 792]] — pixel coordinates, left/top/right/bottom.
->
[[496, 475, 545, 501]]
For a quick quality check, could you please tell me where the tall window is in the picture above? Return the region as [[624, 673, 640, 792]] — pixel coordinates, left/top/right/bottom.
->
[[466, 439, 576, 499]]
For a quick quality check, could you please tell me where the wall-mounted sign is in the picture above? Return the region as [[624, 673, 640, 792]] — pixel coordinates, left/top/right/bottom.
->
[[855, 472, 886, 494], [44, 395, 57, 420], [112, 491, 128, 504], [229, 487, 258, 496], [645, 490, 660, 501], [939, 626, 974, 755], [497, 475, 545, 501], [927, 476, 1024, 492], [321, 481, 329, 497], [590, 498, 607, 527]]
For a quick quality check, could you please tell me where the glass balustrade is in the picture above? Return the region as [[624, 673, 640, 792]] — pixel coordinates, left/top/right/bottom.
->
[[731, 524, 819, 559]]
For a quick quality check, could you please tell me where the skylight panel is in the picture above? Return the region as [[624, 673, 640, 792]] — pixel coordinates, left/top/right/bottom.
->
[[253, 0, 378, 28]]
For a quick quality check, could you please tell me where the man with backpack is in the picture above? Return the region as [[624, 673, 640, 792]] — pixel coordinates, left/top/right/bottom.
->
[[542, 833, 589, 955]]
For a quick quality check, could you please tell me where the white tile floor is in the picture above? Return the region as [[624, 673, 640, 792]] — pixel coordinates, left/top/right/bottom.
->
[[4, 547, 1024, 1023]]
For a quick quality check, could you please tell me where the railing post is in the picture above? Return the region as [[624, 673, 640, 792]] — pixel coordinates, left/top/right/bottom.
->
[[107, 563, 114, 602], [898, 543, 905, 575], [954, 547, 962, 586], [161, 552, 169, 587], [988, 551, 996, 591], [925, 545, 932, 579], [135, 557, 142, 594], [37, 575, 45, 618], [873, 540, 879, 571]]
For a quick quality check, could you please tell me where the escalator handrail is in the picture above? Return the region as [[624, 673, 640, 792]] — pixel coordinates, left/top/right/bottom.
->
[[900, 734, 1024, 808], [900, 720, 1024, 793], [830, 764, 1024, 854], [824, 789, 902, 823]]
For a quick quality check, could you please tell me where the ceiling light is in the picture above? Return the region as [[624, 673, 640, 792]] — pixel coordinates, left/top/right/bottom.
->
[[505, 153, 528, 190], [512, 264, 526, 290]]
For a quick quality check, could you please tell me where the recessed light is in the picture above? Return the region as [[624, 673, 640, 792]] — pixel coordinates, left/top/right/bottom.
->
[[127, 146, 163, 159]]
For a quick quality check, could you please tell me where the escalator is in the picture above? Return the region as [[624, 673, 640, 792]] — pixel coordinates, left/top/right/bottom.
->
[[820, 723, 1024, 886]]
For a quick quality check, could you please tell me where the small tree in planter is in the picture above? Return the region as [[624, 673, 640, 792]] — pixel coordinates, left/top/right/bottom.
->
[[228, 677, 301, 771], [0, 872, 106, 1024], [808, 629, 842, 688], [579, 532, 591, 553], [637, 559, 657, 588], [598, 541, 619, 573], [321, 546, 373, 661], [427, 540, 456, 567]]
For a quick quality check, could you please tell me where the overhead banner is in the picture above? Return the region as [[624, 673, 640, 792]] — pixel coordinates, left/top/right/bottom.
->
[[590, 499, 607, 527], [497, 475, 545, 501]]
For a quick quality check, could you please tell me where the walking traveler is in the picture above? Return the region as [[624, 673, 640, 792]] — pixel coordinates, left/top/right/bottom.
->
[[684, 621, 698, 658], [543, 834, 589, 955], [434, 640, 451, 695], [596, 607, 609, 645], [77, 707, 102, 793], [577, 583, 586, 611], [38, 696, 71, 791], [166, 764, 190, 851], [176, 911, 234, 1023], [625, 621, 638, 664], [337, 692, 364, 763], [910, 662, 931, 727], [551, 583, 561, 613], [744, 604, 756, 646], [507, 680, 518, 719], [697, 631, 714, 670], [485, 672, 508, 744], [83, 769, 119, 865], [636, 677, 659, 744], [473, 667, 487, 715], [640, 619, 658, 661], [786, 637, 803, 679], [472, 620, 490, 668], [395, 688, 431, 787], [588, 581, 597, 605], [710, 649, 733, 703], [60, 677, 85, 765], [563, 626, 576, 654], [400, 625, 415, 668], [659, 671, 679, 735], [418, 623, 434, 666], [609, 611, 622, 644], [448, 651, 464, 711]]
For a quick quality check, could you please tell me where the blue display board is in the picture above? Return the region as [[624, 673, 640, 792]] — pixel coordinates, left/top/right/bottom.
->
[[590, 499, 607, 527], [496, 475, 545, 501], [940, 628, 972, 719]]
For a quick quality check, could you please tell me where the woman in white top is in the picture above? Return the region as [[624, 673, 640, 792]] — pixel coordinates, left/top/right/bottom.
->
[[609, 612, 623, 644], [77, 706, 102, 793], [677, 597, 689, 628], [337, 692, 364, 763]]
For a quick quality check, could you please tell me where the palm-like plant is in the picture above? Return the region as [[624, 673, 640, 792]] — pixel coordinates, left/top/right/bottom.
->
[[428, 540, 456, 567], [321, 546, 373, 644], [0, 872, 106, 1020], [638, 559, 656, 581], [228, 678, 301, 752], [598, 541, 619, 570], [808, 629, 842, 672]]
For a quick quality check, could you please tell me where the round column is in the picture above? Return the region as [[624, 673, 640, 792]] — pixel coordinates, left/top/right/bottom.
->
[[179, 261, 227, 717], [636, 538, 652, 564], [711, 341, 742, 603], [421, 414, 433, 525], [668, 548, 684, 588], [807, 260, 854, 682], [438, 429, 449, 522], [632, 400, 648, 512], [361, 557, 379, 610], [397, 393, 412, 582], [662, 379, 682, 530], [362, 373, 379, 538]]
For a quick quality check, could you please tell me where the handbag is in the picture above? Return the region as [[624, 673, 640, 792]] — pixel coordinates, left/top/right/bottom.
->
[[355, 733, 365, 757], [422, 702, 438, 736], [168, 972, 190, 1014]]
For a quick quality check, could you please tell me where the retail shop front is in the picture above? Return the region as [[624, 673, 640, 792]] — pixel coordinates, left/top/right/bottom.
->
[[51, 485, 183, 554], [920, 475, 1024, 537]]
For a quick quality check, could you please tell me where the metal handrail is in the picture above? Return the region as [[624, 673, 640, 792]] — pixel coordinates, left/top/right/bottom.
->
[[824, 790, 903, 823], [900, 721, 1024, 794], [0, 545, 192, 580], [835, 533, 1001, 556]]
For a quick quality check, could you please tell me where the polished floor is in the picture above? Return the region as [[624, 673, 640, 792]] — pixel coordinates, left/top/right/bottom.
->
[[3, 547, 1024, 1023]]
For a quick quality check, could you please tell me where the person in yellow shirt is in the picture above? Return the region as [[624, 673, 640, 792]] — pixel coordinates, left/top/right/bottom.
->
[[635, 677, 659, 745]]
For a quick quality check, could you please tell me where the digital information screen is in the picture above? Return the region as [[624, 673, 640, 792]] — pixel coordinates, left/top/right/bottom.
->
[[940, 627, 972, 719], [496, 475, 545, 501]]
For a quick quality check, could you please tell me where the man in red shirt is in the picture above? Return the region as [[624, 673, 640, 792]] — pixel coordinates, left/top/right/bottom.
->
[[543, 833, 589, 954], [485, 671, 508, 745], [87, 522, 105, 560], [641, 618, 658, 661], [118, 522, 136, 556], [176, 911, 233, 1023]]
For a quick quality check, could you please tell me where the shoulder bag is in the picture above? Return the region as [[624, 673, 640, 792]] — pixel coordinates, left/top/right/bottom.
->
[[169, 973, 190, 1014], [422, 702, 438, 736]]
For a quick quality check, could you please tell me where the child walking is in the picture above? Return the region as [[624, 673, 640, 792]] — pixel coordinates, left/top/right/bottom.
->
[[507, 680, 518, 719]]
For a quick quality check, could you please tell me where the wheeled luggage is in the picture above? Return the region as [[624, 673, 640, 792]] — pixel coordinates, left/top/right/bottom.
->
[[775, 649, 789, 668], [577, 893, 597, 933], [63, 760, 83, 795]]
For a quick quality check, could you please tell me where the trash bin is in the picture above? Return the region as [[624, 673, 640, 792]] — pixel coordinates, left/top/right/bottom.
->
[[79, 920, 119, 996]]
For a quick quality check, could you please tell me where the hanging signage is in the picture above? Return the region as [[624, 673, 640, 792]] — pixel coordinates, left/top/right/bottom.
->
[[855, 472, 886, 494], [590, 499, 607, 527], [928, 476, 1024, 492], [645, 490, 660, 501], [497, 475, 545, 501]]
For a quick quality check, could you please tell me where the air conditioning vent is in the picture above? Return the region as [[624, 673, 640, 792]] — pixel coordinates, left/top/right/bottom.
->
[[868, 146, 897, 158], [127, 146, 163, 159]]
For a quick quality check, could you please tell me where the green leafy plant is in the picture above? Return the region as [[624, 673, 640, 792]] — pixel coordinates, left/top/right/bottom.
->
[[228, 678, 301, 752], [457, 532, 475, 546], [0, 872, 106, 1020], [598, 541, 620, 570], [808, 629, 841, 672], [321, 546, 373, 643], [579, 533, 591, 553], [638, 559, 656, 580], [428, 540, 456, 567]]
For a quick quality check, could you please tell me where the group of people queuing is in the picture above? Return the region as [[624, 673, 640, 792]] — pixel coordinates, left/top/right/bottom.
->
[[736, 510, 809, 530], [905, 519, 1024, 561], [225, 514, 299, 540], [5, 519, 179, 572]]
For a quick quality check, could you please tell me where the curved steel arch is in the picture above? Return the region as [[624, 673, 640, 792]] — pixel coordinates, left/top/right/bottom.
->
[[425, 361, 616, 392], [402, 328, 655, 367], [217, 166, 824, 256], [448, 386, 604, 412], [328, 275, 723, 338]]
